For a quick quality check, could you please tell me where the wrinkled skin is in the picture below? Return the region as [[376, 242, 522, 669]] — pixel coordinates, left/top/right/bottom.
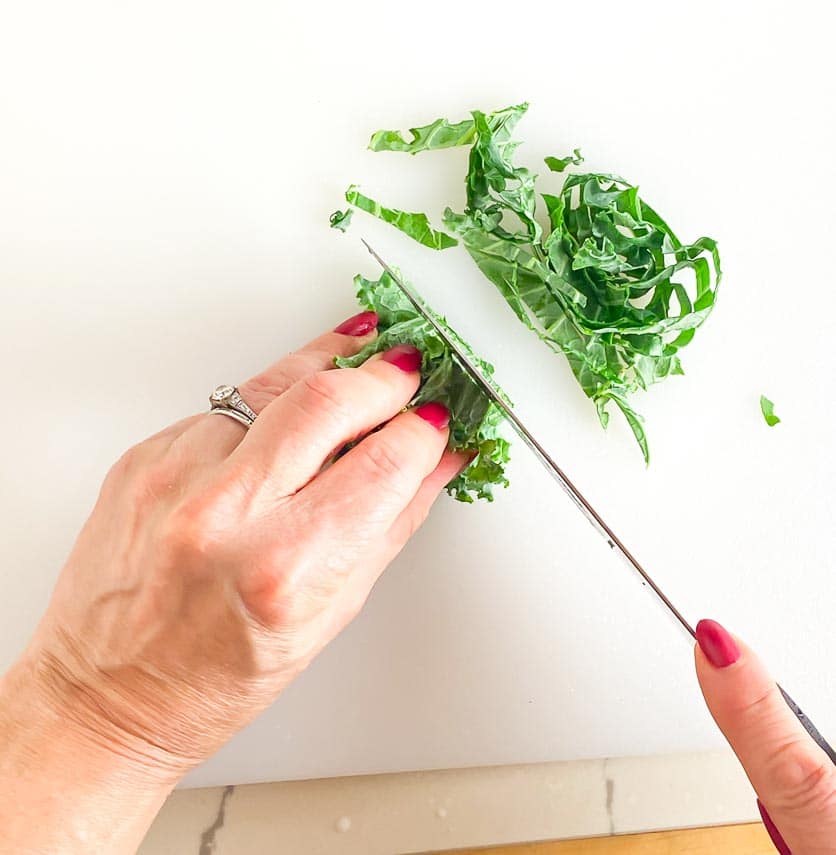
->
[[30, 324, 466, 768], [0, 320, 466, 851]]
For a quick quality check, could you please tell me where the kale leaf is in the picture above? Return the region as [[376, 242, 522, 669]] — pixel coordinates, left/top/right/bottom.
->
[[335, 271, 511, 502]]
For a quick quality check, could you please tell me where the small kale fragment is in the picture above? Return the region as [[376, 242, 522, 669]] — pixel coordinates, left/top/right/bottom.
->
[[335, 271, 510, 502], [329, 208, 353, 232], [760, 395, 781, 427], [544, 148, 584, 172]]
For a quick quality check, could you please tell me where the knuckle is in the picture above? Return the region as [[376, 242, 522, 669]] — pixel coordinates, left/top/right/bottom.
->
[[735, 685, 778, 723], [362, 434, 408, 485], [136, 457, 181, 501], [248, 562, 333, 637], [767, 742, 836, 815], [243, 366, 298, 410], [159, 491, 225, 567], [102, 446, 183, 516], [240, 568, 294, 629], [298, 369, 353, 424], [104, 444, 143, 486], [244, 546, 303, 611]]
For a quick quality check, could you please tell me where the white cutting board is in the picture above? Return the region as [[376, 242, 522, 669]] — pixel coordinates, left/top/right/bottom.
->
[[1, 0, 833, 788]]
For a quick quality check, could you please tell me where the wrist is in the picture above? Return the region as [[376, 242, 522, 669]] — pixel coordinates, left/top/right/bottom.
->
[[0, 652, 178, 852], [13, 638, 195, 783]]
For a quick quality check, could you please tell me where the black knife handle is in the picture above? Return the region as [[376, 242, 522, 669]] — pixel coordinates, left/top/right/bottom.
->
[[779, 685, 836, 766]]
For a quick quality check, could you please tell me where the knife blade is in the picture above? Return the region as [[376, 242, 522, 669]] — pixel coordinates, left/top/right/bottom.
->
[[362, 238, 696, 640]]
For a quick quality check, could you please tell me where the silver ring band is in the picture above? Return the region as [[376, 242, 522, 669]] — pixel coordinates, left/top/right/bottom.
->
[[209, 385, 258, 429], [208, 408, 254, 428]]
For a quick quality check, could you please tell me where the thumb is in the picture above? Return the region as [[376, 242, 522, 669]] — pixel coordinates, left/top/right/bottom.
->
[[695, 619, 836, 853]]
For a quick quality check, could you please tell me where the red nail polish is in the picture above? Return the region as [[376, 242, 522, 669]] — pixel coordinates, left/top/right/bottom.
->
[[381, 344, 422, 373], [696, 619, 741, 668], [415, 401, 450, 430], [757, 800, 792, 854], [334, 311, 378, 336]]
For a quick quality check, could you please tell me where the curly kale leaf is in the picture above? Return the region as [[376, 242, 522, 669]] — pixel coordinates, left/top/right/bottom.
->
[[335, 271, 510, 502]]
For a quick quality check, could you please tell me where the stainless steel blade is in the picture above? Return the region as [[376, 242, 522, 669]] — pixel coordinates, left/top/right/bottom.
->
[[362, 239, 696, 641]]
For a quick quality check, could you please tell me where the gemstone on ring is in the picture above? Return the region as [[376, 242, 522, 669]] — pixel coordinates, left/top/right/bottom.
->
[[210, 384, 236, 405], [209, 384, 257, 429]]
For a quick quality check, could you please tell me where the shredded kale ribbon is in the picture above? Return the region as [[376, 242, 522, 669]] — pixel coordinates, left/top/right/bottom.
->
[[338, 103, 721, 465]]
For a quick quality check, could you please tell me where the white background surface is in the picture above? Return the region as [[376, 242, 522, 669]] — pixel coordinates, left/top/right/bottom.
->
[[1, 1, 833, 792]]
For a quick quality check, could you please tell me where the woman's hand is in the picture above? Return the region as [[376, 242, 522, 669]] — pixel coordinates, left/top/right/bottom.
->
[[0, 311, 468, 852], [695, 619, 836, 853]]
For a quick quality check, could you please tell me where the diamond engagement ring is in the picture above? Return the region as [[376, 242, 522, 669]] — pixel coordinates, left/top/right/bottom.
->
[[208, 385, 258, 429]]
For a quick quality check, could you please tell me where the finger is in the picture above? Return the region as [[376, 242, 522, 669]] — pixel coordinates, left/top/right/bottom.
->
[[225, 344, 424, 497], [695, 619, 836, 851], [185, 311, 378, 460], [301, 402, 451, 539], [388, 448, 473, 545], [239, 312, 379, 412]]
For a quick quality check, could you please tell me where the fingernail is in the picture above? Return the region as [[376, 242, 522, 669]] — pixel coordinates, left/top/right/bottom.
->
[[696, 619, 741, 668], [334, 311, 378, 336], [381, 344, 422, 373], [757, 800, 792, 854], [414, 401, 450, 430]]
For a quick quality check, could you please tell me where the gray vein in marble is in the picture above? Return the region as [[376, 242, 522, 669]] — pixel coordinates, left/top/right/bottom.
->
[[605, 777, 615, 834], [603, 758, 615, 835], [198, 785, 234, 854]]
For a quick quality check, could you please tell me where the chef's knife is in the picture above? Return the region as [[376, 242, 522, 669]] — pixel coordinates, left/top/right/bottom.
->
[[362, 239, 836, 768]]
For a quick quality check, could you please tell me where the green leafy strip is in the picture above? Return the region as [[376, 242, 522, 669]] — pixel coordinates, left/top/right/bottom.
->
[[544, 149, 584, 173], [335, 271, 510, 502], [760, 395, 780, 426], [344, 185, 457, 250], [369, 117, 477, 154], [362, 104, 722, 463]]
